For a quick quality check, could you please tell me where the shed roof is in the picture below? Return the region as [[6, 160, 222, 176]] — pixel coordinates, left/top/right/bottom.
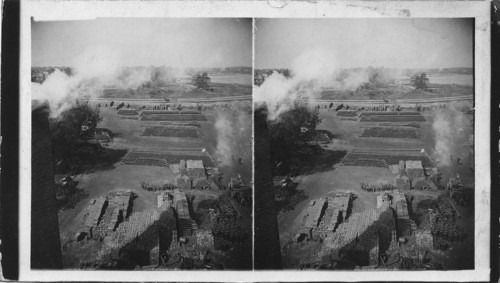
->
[[405, 160, 423, 169], [186, 160, 204, 169]]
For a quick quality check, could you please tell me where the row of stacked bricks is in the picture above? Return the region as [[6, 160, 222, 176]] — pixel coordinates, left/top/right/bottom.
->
[[326, 194, 350, 231], [212, 202, 247, 248], [140, 110, 202, 115], [327, 209, 380, 266], [345, 207, 396, 266], [173, 190, 192, 237], [111, 210, 160, 248], [107, 191, 133, 230], [315, 204, 334, 236], [335, 209, 378, 249], [431, 198, 466, 242]]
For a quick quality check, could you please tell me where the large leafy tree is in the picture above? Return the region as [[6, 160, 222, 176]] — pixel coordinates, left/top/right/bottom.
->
[[49, 103, 101, 162], [193, 72, 212, 91], [411, 72, 430, 91], [268, 103, 321, 164]]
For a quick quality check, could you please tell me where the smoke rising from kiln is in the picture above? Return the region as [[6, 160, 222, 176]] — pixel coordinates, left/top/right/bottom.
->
[[432, 107, 470, 167], [32, 46, 124, 117], [254, 48, 337, 120], [32, 46, 188, 117], [254, 48, 402, 120], [32, 70, 78, 118]]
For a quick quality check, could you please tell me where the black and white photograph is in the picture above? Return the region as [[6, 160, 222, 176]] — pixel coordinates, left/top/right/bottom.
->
[[30, 17, 253, 271], [13, 1, 490, 281], [254, 18, 477, 271]]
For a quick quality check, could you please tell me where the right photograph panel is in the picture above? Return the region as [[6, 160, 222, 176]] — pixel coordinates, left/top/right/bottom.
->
[[254, 18, 475, 270]]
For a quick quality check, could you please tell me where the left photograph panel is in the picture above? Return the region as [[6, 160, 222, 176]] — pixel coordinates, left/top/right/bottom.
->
[[30, 18, 253, 270]]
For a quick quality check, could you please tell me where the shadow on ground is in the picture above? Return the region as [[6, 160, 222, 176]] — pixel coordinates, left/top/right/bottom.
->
[[288, 149, 347, 176], [77, 148, 129, 174], [58, 187, 90, 211]]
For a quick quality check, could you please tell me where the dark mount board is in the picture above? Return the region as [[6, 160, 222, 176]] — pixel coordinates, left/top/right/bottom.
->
[[491, 1, 500, 283], [1, 0, 20, 280]]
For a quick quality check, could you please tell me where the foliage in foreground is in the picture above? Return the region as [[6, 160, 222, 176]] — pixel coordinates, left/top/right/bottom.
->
[[268, 103, 322, 167], [49, 103, 102, 169]]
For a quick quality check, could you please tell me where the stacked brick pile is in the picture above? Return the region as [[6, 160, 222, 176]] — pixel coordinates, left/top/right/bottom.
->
[[304, 198, 327, 229], [196, 229, 214, 248], [322, 205, 396, 266], [431, 198, 466, 243], [212, 201, 248, 250], [108, 210, 160, 250], [84, 198, 107, 228], [405, 160, 425, 181], [173, 189, 192, 237]]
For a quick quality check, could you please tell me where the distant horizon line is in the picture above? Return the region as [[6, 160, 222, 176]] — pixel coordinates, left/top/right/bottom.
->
[[255, 66, 473, 70], [31, 65, 252, 69]]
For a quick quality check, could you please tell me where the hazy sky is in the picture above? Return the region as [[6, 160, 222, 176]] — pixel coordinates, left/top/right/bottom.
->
[[32, 18, 252, 68], [255, 18, 473, 69]]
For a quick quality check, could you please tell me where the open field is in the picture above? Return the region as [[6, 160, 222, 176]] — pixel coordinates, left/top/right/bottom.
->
[[359, 111, 421, 116], [158, 121, 202, 127], [428, 74, 473, 86], [140, 126, 201, 138], [117, 109, 139, 116], [337, 110, 358, 117], [140, 113, 207, 122], [360, 127, 421, 139], [341, 149, 434, 168], [209, 73, 251, 85], [320, 76, 473, 101], [359, 115, 426, 122], [140, 110, 201, 115], [122, 148, 215, 167]]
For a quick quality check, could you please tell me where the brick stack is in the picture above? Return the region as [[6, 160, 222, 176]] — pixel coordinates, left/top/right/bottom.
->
[[173, 189, 192, 237], [405, 160, 425, 181]]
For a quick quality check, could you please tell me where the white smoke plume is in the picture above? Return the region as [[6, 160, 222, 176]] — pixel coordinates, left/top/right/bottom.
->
[[254, 48, 402, 120], [432, 107, 470, 167], [32, 69, 78, 117], [254, 48, 337, 120], [72, 46, 122, 82], [214, 106, 251, 167], [32, 46, 188, 117], [333, 68, 371, 90]]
